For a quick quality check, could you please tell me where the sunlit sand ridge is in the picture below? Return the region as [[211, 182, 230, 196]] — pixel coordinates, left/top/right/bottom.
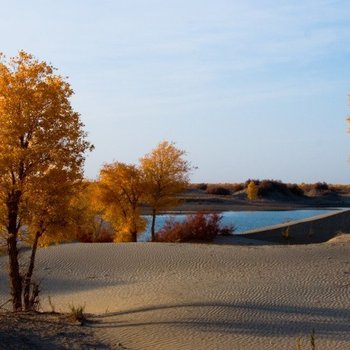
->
[[1, 236, 349, 349]]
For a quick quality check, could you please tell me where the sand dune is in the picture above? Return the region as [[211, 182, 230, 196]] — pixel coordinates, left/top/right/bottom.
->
[[0, 237, 350, 349]]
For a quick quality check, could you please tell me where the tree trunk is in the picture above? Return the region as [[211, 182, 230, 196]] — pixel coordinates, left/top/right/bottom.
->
[[23, 231, 40, 311], [6, 191, 22, 311], [7, 235, 22, 311], [151, 208, 157, 242], [130, 230, 137, 242]]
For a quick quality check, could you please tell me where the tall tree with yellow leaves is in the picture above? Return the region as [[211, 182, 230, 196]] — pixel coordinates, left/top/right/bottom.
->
[[140, 141, 192, 241], [97, 162, 146, 242], [69, 181, 114, 243], [21, 168, 77, 310], [246, 180, 259, 200], [0, 51, 91, 311]]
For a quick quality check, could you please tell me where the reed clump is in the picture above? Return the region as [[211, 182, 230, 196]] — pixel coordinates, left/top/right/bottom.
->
[[68, 303, 86, 325]]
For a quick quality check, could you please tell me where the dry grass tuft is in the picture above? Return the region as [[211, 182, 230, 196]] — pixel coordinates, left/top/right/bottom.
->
[[68, 303, 86, 325]]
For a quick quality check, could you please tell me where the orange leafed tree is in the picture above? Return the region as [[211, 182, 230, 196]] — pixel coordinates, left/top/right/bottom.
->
[[0, 51, 92, 311], [69, 181, 114, 243], [21, 168, 79, 310], [140, 141, 192, 241], [97, 162, 146, 242]]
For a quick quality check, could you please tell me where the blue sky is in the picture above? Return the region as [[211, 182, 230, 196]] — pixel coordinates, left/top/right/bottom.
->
[[1, 0, 350, 183]]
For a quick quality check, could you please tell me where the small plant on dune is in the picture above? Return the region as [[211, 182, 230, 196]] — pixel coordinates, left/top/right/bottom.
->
[[68, 303, 86, 325], [295, 329, 317, 350], [310, 329, 316, 350], [22, 280, 41, 312], [154, 212, 235, 243], [295, 338, 302, 350], [48, 296, 56, 314], [282, 226, 290, 240], [308, 226, 315, 238]]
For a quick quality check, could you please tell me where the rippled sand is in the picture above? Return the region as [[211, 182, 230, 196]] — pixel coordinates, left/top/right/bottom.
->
[[0, 236, 349, 349]]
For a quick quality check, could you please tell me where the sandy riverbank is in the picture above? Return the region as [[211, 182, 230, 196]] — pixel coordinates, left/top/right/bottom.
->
[[0, 235, 349, 349], [170, 190, 350, 213]]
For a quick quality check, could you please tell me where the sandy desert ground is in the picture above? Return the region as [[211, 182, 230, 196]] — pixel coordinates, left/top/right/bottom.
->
[[0, 234, 350, 349]]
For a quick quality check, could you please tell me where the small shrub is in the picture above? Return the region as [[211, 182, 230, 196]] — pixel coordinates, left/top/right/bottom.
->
[[154, 213, 235, 242], [329, 184, 350, 194], [299, 183, 311, 193], [295, 338, 302, 350], [244, 179, 304, 198], [192, 183, 243, 193], [315, 182, 329, 191], [287, 184, 304, 196], [75, 227, 114, 243], [282, 226, 290, 240], [244, 179, 260, 188], [230, 183, 244, 193], [206, 186, 231, 195], [195, 183, 208, 191], [48, 296, 56, 313], [68, 303, 86, 325], [295, 329, 317, 350], [308, 226, 315, 238], [259, 179, 288, 196], [25, 281, 41, 312], [300, 182, 329, 194], [310, 329, 316, 350]]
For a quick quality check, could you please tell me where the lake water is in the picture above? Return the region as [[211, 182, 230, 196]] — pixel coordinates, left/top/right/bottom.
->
[[139, 209, 333, 241]]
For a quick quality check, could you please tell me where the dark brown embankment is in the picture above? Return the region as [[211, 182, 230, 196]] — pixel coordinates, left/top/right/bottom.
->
[[242, 209, 350, 244]]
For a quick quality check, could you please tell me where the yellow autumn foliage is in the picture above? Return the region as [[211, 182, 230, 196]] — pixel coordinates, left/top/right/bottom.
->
[[140, 141, 192, 241], [97, 162, 146, 242], [0, 51, 92, 310], [246, 181, 258, 200]]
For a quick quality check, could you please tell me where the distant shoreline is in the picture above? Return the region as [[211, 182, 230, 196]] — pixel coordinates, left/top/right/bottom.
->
[[141, 190, 350, 214]]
